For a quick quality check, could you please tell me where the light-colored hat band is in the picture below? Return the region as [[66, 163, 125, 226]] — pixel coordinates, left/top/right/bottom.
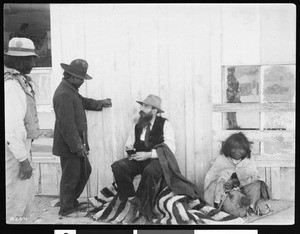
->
[[9, 47, 36, 53]]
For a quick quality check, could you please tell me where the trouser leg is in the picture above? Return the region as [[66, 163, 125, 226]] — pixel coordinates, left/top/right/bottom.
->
[[136, 159, 163, 219], [74, 156, 92, 201], [6, 139, 34, 223], [111, 158, 150, 201], [59, 156, 82, 212]]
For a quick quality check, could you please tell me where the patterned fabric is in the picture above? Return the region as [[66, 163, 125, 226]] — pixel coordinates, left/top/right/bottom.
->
[[91, 184, 245, 225], [89, 183, 117, 210]]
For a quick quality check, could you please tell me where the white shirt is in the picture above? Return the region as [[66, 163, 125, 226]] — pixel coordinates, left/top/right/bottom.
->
[[124, 116, 176, 158], [5, 78, 30, 162]]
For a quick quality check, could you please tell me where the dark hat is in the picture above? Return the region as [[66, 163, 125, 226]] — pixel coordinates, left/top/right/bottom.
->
[[60, 59, 92, 80], [136, 94, 164, 113]]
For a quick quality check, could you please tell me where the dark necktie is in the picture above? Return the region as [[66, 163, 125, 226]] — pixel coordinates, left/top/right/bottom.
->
[[144, 123, 151, 148]]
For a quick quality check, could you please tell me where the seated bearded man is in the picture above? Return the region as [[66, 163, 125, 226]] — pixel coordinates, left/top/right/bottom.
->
[[111, 94, 203, 223]]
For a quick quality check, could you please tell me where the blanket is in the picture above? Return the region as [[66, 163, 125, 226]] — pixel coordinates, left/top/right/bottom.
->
[[155, 143, 203, 200], [204, 154, 259, 192], [90, 184, 245, 224]]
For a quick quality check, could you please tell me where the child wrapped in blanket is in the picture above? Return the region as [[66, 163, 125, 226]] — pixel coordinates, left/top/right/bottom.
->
[[204, 132, 271, 217]]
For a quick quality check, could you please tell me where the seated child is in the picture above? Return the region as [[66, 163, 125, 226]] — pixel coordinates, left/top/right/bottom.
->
[[204, 132, 271, 216]]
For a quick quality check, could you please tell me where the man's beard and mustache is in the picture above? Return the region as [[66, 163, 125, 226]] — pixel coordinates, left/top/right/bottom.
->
[[138, 110, 154, 127]]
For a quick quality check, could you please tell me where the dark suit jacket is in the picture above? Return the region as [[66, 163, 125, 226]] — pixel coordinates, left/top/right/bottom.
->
[[52, 79, 104, 157]]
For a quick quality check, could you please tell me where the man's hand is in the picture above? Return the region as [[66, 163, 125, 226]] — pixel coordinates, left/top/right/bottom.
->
[[76, 147, 89, 157], [19, 159, 33, 180], [131, 152, 152, 161], [102, 98, 112, 108]]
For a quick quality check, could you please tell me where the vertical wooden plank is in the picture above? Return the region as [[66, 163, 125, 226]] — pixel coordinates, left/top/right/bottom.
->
[[138, 5, 160, 97], [157, 5, 171, 119], [212, 113, 222, 162], [264, 167, 272, 192], [128, 5, 142, 120], [32, 162, 41, 195], [271, 167, 281, 199], [167, 6, 186, 176], [83, 4, 115, 195], [260, 4, 296, 64], [280, 167, 295, 201], [55, 163, 61, 195], [59, 4, 86, 61], [221, 4, 261, 66], [211, 5, 222, 166], [49, 4, 63, 100], [257, 167, 265, 182], [82, 4, 104, 195], [182, 5, 195, 182], [61, 4, 88, 96], [40, 164, 59, 195], [193, 5, 213, 191], [211, 5, 222, 104]]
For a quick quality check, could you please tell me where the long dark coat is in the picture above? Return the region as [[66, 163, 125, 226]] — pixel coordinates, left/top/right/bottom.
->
[[52, 79, 104, 158]]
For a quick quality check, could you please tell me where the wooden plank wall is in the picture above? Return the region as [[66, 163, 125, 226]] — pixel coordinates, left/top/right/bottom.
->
[[31, 4, 295, 201], [44, 4, 214, 196]]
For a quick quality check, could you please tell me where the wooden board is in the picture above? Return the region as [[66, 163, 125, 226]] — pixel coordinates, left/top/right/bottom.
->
[[213, 103, 295, 112], [221, 4, 261, 66], [260, 4, 296, 64], [39, 163, 60, 195], [213, 130, 294, 142]]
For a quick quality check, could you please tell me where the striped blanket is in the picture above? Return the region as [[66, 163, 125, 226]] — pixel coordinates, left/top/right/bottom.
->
[[90, 184, 245, 224]]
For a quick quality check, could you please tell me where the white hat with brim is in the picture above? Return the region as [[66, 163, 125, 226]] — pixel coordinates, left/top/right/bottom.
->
[[4, 37, 39, 58], [137, 94, 164, 113]]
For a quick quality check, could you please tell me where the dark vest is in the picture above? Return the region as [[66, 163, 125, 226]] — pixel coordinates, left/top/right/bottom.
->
[[134, 116, 166, 152]]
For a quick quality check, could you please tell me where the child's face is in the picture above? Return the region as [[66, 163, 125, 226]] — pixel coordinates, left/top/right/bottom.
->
[[230, 143, 246, 160]]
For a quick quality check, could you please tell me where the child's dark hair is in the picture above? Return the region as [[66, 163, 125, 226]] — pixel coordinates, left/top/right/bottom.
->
[[220, 132, 253, 158]]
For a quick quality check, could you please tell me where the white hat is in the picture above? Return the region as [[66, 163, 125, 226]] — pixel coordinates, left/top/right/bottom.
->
[[4, 37, 39, 57]]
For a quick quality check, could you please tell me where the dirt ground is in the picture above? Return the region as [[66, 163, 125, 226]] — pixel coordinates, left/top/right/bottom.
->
[[24, 195, 294, 225], [27, 196, 103, 225]]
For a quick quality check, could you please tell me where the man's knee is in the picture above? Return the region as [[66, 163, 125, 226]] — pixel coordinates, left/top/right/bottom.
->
[[143, 162, 162, 178], [111, 159, 128, 174]]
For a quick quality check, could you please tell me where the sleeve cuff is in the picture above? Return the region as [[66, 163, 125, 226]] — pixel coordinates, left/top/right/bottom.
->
[[71, 144, 84, 153], [151, 149, 158, 158]]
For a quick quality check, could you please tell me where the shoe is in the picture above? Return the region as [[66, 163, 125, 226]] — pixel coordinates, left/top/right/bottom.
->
[[59, 207, 80, 216], [74, 200, 89, 209]]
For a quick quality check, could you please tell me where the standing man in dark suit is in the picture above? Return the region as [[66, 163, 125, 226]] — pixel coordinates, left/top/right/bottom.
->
[[52, 59, 112, 216]]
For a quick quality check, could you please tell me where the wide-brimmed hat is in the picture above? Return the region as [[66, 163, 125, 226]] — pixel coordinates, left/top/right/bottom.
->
[[60, 59, 92, 80], [136, 94, 164, 113], [4, 37, 39, 58]]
